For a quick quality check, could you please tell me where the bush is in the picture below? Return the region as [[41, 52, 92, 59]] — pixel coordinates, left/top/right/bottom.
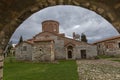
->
[[94, 56, 100, 59]]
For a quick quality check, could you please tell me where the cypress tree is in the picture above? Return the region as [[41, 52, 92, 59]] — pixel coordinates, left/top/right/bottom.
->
[[81, 33, 87, 42], [19, 36, 23, 43]]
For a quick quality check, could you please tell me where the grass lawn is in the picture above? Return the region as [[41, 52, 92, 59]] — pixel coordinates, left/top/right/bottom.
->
[[97, 55, 115, 59], [4, 58, 78, 80], [112, 59, 120, 62]]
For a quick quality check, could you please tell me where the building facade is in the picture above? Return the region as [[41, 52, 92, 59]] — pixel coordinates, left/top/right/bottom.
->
[[15, 20, 97, 61], [94, 36, 120, 57]]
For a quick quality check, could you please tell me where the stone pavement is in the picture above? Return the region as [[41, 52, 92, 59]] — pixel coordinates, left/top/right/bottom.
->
[[76, 59, 120, 80]]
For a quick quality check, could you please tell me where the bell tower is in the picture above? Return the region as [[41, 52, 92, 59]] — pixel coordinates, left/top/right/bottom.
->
[[42, 20, 59, 34]]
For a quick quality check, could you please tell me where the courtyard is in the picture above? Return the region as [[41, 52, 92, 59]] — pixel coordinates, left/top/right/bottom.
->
[[77, 59, 120, 80], [3, 57, 120, 80]]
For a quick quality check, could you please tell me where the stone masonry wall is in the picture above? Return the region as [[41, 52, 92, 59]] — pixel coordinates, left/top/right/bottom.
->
[[15, 43, 33, 61], [75, 44, 97, 59], [34, 32, 66, 60], [96, 38, 120, 56], [0, 56, 3, 80], [32, 41, 54, 62], [34, 32, 97, 60]]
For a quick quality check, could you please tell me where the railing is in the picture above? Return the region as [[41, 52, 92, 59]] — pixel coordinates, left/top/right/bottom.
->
[[0, 56, 3, 80]]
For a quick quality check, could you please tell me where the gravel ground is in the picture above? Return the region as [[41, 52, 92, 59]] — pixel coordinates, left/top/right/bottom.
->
[[76, 59, 120, 80]]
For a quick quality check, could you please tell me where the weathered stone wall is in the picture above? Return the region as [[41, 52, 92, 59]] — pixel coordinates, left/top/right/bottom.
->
[[96, 38, 120, 56], [15, 43, 33, 61], [75, 43, 97, 59], [32, 41, 55, 62], [34, 31, 98, 59], [0, 56, 3, 80], [15, 31, 97, 62], [86, 45, 98, 58], [34, 32, 66, 59], [42, 20, 59, 34], [54, 40, 66, 59]]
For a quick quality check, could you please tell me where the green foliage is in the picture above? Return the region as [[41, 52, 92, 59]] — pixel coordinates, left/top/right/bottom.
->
[[19, 36, 23, 43], [112, 59, 120, 62], [4, 59, 79, 80], [94, 56, 100, 59], [97, 55, 116, 59], [81, 33, 87, 42], [5, 41, 13, 57]]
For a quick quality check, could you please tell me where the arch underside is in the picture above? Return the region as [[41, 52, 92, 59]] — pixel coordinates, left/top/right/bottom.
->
[[0, 0, 120, 79], [0, 0, 120, 53]]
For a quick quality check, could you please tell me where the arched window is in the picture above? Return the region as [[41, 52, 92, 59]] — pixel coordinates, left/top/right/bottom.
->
[[67, 46, 73, 50]]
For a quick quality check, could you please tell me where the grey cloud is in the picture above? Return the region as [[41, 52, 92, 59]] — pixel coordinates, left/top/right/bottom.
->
[[10, 5, 119, 43]]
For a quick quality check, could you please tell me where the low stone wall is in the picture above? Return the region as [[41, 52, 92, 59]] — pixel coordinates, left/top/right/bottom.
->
[[0, 56, 3, 80]]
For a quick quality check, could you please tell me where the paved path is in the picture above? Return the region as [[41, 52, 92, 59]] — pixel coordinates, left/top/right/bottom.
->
[[76, 59, 120, 80]]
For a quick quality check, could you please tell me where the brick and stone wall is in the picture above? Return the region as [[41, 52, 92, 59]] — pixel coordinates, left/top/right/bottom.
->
[[42, 20, 59, 34], [32, 41, 55, 62], [74, 43, 97, 59], [96, 38, 120, 56], [15, 42, 33, 61], [0, 56, 3, 80], [33, 31, 97, 60]]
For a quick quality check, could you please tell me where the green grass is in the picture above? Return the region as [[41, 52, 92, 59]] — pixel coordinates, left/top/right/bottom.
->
[[112, 59, 120, 62], [97, 55, 116, 59], [4, 58, 79, 80]]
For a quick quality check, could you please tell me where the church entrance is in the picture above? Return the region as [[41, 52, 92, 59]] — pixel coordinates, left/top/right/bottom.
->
[[81, 50, 86, 59], [68, 51, 72, 58], [67, 46, 73, 59]]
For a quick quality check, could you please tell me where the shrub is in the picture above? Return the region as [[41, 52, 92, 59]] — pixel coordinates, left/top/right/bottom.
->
[[94, 56, 100, 59]]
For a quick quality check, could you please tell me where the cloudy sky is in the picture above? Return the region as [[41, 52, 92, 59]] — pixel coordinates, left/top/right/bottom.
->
[[10, 5, 119, 43]]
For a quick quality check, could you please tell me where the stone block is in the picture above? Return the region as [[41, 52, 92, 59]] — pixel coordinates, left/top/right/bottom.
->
[[72, 0, 80, 6], [97, 8, 104, 14], [30, 7, 39, 12]]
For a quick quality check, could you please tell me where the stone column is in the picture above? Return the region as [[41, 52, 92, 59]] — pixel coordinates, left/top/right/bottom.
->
[[0, 56, 3, 80]]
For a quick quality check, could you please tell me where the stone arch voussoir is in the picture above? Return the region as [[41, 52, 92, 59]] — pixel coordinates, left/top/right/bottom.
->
[[0, 0, 120, 79]]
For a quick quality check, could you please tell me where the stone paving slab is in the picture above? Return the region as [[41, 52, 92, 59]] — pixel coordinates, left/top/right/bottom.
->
[[76, 59, 120, 80]]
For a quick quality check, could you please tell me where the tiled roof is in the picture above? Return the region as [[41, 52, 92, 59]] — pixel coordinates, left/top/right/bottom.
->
[[34, 39, 54, 42], [93, 35, 120, 44], [33, 31, 82, 43], [16, 31, 93, 47], [15, 41, 34, 47]]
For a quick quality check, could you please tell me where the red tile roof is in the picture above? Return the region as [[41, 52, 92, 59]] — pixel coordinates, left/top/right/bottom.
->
[[15, 41, 34, 47], [93, 35, 120, 44], [34, 39, 54, 42], [16, 31, 93, 47]]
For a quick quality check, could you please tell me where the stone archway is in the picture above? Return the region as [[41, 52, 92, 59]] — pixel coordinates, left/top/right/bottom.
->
[[0, 0, 120, 54], [67, 46, 73, 59], [0, 0, 120, 79]]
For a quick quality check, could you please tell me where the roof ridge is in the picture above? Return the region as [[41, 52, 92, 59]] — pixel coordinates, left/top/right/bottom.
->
[[93, 35, 120, 44]]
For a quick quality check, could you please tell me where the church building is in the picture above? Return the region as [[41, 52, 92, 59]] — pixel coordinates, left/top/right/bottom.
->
[[15, 20, 97, 62], [93, 35, 120, 57]]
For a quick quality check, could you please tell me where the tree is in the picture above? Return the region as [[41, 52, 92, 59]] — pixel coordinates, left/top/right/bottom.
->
[[4, 41, 13, 57], [81, 33, 88, 42], [19, 36, 23, 43]]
